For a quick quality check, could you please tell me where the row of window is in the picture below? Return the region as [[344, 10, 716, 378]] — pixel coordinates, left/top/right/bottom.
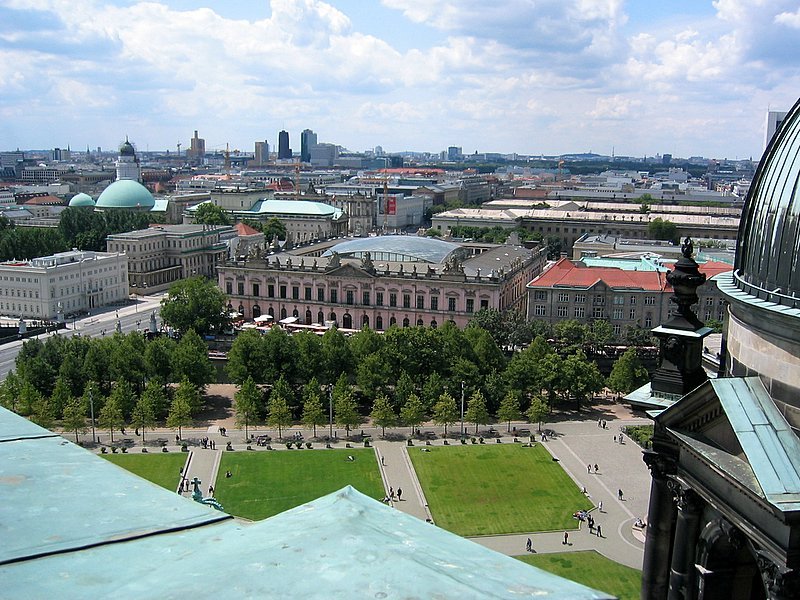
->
[[227, 282, 490, 313], [534, 290, 658, 305], [535, 290, 725, 307], [253, 306, 443, 331]]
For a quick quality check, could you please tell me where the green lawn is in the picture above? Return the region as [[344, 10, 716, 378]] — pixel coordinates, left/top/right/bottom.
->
[[408, 444, 590, 536], [102, 453, 188, 491], [215, 448, 384, 520], [518, 551, 642, 600]]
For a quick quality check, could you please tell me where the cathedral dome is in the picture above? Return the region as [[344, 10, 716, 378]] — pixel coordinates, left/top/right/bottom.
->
[[119, 140, 136, 157], [68, 193, 95, 207], [735, 96, 800, 307], [96, 179, 154, 210]]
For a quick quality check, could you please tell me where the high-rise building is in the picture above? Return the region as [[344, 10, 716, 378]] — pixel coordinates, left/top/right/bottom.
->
[[447, 146, 462, 161], [278, 130, 292, 160], [300, 129, 317, 163], [254, 141, 269, 165], [765, 109, 788, 150], [188, 130, 206, 162]]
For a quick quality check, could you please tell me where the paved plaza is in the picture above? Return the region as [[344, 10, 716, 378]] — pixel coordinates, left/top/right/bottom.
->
[[91, 397, 652, 572]]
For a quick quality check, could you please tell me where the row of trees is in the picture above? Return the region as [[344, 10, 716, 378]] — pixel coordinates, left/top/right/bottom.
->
[[2, 292, 651, 440], [0, 208, 157, 262]]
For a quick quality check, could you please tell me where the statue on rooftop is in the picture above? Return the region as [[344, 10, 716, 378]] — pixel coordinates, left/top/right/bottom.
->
[[681, 237, 694, 259]]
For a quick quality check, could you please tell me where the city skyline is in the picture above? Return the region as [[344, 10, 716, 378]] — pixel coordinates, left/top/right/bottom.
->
[[1, 1, 799, 159]]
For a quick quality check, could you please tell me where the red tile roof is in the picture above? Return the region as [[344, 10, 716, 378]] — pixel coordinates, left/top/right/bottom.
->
[[527, 258, 731, 292], [235, 222, 261, 236], [20, 195, 64, 205]]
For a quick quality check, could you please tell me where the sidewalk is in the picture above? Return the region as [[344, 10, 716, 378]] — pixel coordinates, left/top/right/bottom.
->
[[179, 448, 221, 498]]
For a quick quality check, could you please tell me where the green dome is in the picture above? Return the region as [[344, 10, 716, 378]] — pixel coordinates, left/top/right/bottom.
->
[[96, 180, 155, 210], [68, 193, 95, 207]]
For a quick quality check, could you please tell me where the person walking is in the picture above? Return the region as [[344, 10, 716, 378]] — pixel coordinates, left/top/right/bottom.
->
[[598, 500, 603, 512], [587, 464, 591, 473], [526, 538, 532, 552], [397, 488, 402, 501], [618, 489, 624, 501], [596, 524, 602, 538], [594, 464, 599, 473]]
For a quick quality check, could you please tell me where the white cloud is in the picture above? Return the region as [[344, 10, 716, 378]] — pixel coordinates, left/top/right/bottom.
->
[[589, 96, 642, 119]]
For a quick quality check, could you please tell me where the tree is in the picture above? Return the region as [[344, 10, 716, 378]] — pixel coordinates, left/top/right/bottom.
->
[[49, 376, 73, 420], [193, 202, 231, 226], [334, 389, 361, 436], [0, 371, 21, 412], [356, 352, 393, 399], [140, 378, 169, 421], [267, 390, 292, 440], [171, 329, 215, 391], [400, 393, 426, 436], [131, 394, 156, 443], [526, 395, 548, 432], [174, 376, 202, 414], [321, 328, 353, 384], [432, 392, 458, 436], [62, 396, 87, 443], [99, 395, 124, 443], [234, 377, 261, 440], [607, 348, 650, 395], [370, 394, 397, 437], [144, 335, 175, 385], [464, 390, 490, 434], [160, 276, 229, 336], [393, 371, 415, 410], [421, 372, 446, 412], [226, 329, 268, 385], [562, 351, 604, 411], [166, 389, 193, 440], [108, 379, 137, 421], [301, 378, 326, 437], [648, 217, 678, 243], [497, 391, 522, 432], [262, 217, 287, 242], [30, 396, 55, 429]]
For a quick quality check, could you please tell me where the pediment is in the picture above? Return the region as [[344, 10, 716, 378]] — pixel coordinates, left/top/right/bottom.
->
[[326, 263, 375, 279]]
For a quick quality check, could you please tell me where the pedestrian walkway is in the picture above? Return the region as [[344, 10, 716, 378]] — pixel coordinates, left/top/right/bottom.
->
[[179, 448, 221, 498], [374, 441, 431, 522]]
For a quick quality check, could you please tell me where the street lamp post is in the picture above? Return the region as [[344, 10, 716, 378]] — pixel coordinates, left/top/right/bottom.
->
[[89, 389, 96, 444], [328, 385, 334, 438], [460, 381, 465, 438]]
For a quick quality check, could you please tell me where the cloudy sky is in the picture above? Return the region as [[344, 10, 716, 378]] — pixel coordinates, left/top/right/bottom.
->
[[1, 0, 799, 159]]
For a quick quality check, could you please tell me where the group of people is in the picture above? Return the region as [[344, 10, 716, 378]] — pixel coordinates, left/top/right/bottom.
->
[[383, 487, 403, 503], [200, 437, 215, 449]]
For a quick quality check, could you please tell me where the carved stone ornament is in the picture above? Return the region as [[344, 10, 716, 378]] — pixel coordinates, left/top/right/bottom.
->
[[757, 556, 800, 599]]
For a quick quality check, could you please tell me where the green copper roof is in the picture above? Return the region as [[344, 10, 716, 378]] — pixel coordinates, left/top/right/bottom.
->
[[0, 406, 611, 598], [96, 179, 155, 210], [68, 192, 95, 207]]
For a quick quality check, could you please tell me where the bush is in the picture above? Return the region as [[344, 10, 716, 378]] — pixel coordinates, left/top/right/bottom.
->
[[181, 443, 188, 452], [625, 425, 654, 449]]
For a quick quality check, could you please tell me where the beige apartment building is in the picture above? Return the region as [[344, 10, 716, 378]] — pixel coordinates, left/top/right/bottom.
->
[[0, 250, 128, 320], [106, 224, 233, 294]]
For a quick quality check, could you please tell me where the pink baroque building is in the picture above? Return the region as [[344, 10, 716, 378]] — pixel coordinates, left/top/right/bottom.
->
[[217, 236, 546, 330]]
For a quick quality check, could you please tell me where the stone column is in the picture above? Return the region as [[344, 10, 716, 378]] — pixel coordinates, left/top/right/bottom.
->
[[668, 484, 703, 600], [642, 450, 677, 600]]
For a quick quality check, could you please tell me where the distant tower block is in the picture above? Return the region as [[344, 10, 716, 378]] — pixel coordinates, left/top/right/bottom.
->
[[278, 130, 292, 160]]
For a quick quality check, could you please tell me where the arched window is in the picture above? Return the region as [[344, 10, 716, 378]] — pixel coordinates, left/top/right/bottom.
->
[[238, 304, 244, 315], [280, 307, 287, 320], [329, 311, 337, 325], [306, 309, 312, 325], [317, 311, 324, 325], [402, 317, 410, 327], [292, 308, 299, 318], [376, 315, 383, 330], [362, 314, 369, 328], [430, 319, 438, 328], [389, 316, 396, 326], [268, 306, 275, 317], [416, 318, 423, 326], [342, 313, 352, 329], [252, 305, 261, 319]]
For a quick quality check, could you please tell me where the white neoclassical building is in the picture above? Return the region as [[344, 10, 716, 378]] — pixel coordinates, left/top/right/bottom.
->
[[0, 250, 129, 320]]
